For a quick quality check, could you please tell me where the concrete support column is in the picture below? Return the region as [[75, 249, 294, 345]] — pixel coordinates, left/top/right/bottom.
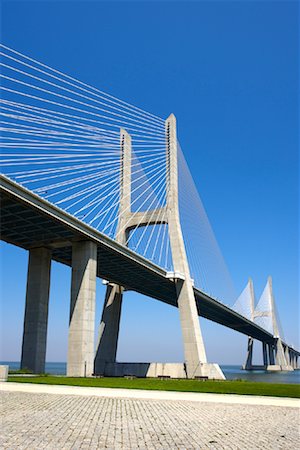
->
[[268, 344, 275, 365], [284, 346, 290, 366], [262, 342, 268, 367], [21, 247, 51, 374], [94, 284, 123, 374], [274, 338, 288, 367], [115, 129, 131, 245], [244, 337, 254, 370], [174, 278, 208, 377], [289, 352, 293, 368], [67, 241, 97, 377]]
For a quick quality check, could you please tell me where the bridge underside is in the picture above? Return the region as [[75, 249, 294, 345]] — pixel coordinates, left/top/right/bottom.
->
[[0, 176, 282, 348], [0, 181, 174, 305]]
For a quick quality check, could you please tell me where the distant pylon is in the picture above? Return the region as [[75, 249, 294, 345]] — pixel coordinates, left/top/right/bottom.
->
[[233, 278, 255, 321], [243, 277, 292, 371], [254, 276, 279, 336], [255, 277, 291, 369]]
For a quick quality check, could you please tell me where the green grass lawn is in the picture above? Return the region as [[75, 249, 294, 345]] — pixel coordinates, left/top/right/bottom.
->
[[8, 376, 300, 398]]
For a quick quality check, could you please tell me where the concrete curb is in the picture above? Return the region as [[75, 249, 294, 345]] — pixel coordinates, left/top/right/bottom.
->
[[1, 382, 299, 408]]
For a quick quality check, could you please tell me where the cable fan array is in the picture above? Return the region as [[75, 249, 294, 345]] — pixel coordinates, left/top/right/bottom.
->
[[232, 281, 254, 321], [0, 43, 237, 301], [177, 143, 237, 304], [0, 44, 171, 268], [232, 279, 285, 339]]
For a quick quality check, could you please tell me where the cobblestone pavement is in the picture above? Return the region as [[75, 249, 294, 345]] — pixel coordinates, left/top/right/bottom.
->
[[1, 391, 299, 449]]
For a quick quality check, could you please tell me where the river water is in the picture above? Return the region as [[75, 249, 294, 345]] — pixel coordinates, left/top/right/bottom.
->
[[2, 361, 299, 384]]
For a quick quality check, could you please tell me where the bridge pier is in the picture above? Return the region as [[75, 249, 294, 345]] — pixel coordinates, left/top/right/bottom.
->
[[269, 338, 293, 371], [268, 343, 275, 365], [242, 279, 295, 372], [262, 342, 268, 366], [243, 338, 270, 370], [290, 352, 294, 368], [21, 247, 51, 374], [94, 284, 123, 375], [243, 338, 294, 371], [284, 345, 290, 366], [290, 351, 293, 368], [290, 351, 298, 369], [243, 337, 254, 370], [174, 277, 213, 378], [289, 351, 292, 367], [67, 241, 97, 377], [275, 339, 287, 366]]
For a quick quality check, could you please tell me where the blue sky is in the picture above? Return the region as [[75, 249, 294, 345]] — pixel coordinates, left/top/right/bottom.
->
[[0, 0, 298, 364]]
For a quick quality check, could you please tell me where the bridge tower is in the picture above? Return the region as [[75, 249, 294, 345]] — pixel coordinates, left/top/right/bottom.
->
[[93, 129, 131, 375], [261, 277, 292, 371], [243, 277, 293, 371], [94, 114, 224, 379]]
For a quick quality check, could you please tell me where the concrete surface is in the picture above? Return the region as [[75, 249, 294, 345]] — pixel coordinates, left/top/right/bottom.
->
[[0, 366, 8, 381], [67, 240, 97, 377], [21, 247, 51, 374]]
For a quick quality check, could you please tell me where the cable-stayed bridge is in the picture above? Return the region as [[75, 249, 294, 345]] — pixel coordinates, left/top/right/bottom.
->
[[0, 44, 298, 379]]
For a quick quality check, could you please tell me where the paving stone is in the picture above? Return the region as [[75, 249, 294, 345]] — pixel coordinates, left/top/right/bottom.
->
[[0, 391, 298, 449]]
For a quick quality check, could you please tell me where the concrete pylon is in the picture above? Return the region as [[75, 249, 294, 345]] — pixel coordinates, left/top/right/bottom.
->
[[268, 343, 275, 365], [240, 277, 296, 372], [242, 278, 293, 371], [94, 130, 130, 374], [165, 114, 223, 379], [21, 247, 51, 373], [266, 277, 292, 370], [95, 115, 224, 379], [284, 345, 290, 366], [290, 351, 295, 369], [243, 337, 254, 370], [262, 342, 268, 367], [274, 338, 292, 370], [249, 278, 255, 321], [254, 277, 293, 371], [268, 277, 280, 338], [67, 240, 97, 376]]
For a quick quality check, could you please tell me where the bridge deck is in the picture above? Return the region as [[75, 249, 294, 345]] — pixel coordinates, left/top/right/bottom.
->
[[2, 174, 296, 351]]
